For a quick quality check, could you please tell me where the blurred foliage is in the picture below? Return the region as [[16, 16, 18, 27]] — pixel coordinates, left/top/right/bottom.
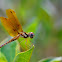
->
[[39, 57, 62, 62], [0, 52, 7, 62], [0, 0, 62, 62]]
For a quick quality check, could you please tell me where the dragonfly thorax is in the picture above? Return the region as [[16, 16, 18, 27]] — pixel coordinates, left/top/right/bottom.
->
[[20, 32, 34, 38]]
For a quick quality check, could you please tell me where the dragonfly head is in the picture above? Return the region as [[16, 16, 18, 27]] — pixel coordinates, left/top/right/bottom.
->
[[29, 32, 34, 38]]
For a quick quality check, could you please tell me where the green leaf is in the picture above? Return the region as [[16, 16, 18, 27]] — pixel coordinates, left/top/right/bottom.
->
[[18, 37, 32, 51], [1, 37, 17, 62], [50, 57, 62, 62], [39, 57, 62, 62], [13, 45, 34, 62], [0, 52, 8, 62], [15, 41, 20, 55]]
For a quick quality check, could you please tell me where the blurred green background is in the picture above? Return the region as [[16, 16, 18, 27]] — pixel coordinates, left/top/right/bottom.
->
[[0, 0, 62, 62]]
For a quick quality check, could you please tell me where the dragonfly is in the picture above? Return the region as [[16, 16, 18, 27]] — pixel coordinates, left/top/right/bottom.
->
[[0, 9, 34, 48]]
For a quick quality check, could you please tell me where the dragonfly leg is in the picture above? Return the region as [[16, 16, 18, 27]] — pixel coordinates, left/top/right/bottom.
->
[[29, 39, 33, 47]]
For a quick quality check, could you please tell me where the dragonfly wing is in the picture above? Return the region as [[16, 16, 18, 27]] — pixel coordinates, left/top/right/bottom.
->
[[0, 17, 19, 37], [6, 9, 23, 33]]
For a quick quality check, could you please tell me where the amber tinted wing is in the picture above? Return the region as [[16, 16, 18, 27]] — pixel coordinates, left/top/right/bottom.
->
[[0, 17, 19, 37], [6, 9, 23, 33]]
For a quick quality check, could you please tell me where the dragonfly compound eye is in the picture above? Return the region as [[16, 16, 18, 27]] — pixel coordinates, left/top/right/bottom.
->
[[30, 32, 34, 38]]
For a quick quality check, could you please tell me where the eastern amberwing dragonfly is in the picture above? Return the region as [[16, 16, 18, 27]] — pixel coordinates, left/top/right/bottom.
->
[[0, 9, 34, 48]]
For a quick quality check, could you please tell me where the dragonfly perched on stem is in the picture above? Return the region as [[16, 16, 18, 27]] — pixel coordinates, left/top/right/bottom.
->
[[0, 9, 34, 48]]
